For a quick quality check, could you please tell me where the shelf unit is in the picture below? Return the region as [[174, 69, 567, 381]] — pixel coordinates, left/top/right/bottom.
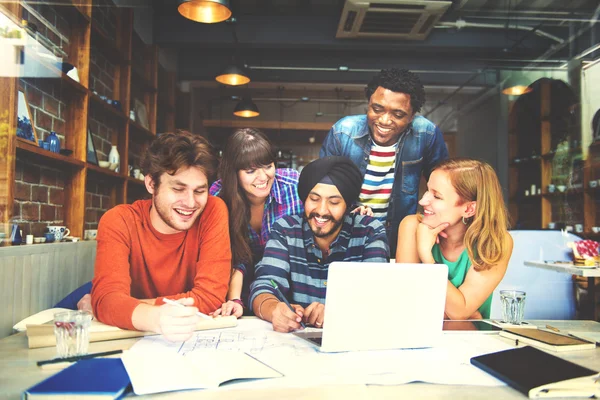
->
[[0, 1, 171, 239], [508, 78, 597, 237]]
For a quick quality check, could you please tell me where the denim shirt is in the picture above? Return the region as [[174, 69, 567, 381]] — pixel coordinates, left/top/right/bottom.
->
[[319, 114, 448, 254]]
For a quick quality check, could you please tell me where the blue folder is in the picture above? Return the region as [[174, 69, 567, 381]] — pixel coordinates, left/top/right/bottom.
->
[[23, 358, 131, 399]]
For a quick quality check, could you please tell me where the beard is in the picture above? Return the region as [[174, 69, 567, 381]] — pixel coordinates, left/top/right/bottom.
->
[[304, 211, 344, 238]]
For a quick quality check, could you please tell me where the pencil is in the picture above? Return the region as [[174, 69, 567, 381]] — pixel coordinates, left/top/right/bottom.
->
[[163, 298, 211, 319], [545, 324, 560, 332], [270, 279, 306, 328], [37, 349, 123, 367]]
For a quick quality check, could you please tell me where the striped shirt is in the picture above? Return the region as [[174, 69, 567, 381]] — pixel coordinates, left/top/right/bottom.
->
[[248, 213, 389, 308], [210, 168, 303, 304], [359, 143, 397, 222]]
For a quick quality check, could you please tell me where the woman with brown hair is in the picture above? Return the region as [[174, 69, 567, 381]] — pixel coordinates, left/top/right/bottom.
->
[[395, 157, 513, 319], [209, 128, 303, 317]]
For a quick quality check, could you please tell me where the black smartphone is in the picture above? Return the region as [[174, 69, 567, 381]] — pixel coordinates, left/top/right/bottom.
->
[[443, 320, 502, 332]]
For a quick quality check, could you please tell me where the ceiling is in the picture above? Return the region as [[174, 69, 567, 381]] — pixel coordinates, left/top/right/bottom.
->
[[149, 0, 600, 92]]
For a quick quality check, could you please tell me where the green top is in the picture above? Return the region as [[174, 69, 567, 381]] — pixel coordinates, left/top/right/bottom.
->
[[432, 243, 492, 318]]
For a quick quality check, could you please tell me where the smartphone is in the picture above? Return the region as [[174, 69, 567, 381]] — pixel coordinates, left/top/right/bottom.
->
[[443, 320, 502, 332]]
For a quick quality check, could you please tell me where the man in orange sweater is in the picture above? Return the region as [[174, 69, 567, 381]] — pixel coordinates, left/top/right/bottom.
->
[[90, 131, 231, 341]]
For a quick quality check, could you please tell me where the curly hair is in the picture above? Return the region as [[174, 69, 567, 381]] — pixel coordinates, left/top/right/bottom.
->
[[365, 68, 426, 114], [141, 131, 217, 188]]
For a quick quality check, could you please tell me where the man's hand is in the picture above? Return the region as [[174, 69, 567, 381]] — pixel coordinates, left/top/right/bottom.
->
[[77, 294, 93, 316], [271, 302, 304, 333], [211, 300, 243, 318], [156, 297, 200, 342], [303, 302, 325, 328], [351, 205, 373, 217]]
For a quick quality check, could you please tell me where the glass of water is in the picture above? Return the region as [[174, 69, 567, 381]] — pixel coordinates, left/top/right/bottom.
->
[[500, 290, 526, 325], [53, 311, 92, 358]]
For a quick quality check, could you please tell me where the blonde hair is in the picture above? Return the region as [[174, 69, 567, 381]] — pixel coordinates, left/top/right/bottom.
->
[[434, 158, 510, 271]]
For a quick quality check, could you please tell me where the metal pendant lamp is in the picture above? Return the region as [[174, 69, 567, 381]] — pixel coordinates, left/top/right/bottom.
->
[[233, 97, 259, 118], [502, 73, 533, 96], [178, 0, 232, 24], [216, 64, 250, 86]]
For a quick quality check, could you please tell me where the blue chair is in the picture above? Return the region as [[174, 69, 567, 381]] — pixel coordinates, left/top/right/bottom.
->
[[54, 282, 92, 310], [489, 230, 579, 320]]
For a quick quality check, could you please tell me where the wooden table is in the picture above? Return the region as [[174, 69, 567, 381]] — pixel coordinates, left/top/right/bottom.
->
[[2, 320, 599, 399], [525, 260, 600, 320]]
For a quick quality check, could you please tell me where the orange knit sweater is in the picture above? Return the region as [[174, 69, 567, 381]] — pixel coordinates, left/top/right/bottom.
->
[[91, 197, 231, 330]]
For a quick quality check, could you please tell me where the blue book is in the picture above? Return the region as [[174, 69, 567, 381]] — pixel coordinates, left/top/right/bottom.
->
[[23, 358, 131, 399]]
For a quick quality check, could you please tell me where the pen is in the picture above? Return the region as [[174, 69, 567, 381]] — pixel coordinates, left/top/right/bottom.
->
[[162, 298, 211, 320], [37, 349, 123, 367], [270, 280, 306, 328]]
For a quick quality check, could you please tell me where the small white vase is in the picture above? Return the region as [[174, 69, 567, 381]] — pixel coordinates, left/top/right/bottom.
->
[[108, 145, 120, 172]]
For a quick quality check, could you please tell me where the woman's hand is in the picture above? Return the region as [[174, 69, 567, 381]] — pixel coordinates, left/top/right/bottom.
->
[[351, 205, 373, 216], [211, 300, 243, 318], [416, 222, 449, 263]]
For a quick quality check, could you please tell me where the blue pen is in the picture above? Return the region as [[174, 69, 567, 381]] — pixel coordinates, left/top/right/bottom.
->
[[270, 279, 306, 328]]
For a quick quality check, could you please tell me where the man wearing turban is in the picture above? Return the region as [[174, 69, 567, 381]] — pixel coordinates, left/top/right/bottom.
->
[[249, 156, 389, 333]]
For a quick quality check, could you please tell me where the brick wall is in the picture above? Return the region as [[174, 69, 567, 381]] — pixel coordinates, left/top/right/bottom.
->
[[22, 3, 70, 54], [92, 0, 117, 40], [90, 49, 116, 98], [88, 110, 117, 163], [13, 160, 65, 237], [85, 179, 114, 230]]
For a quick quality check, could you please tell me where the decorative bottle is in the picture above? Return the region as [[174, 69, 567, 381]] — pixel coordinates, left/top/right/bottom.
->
[[47, 131, 60, 153], [108, 145, 120, 172]]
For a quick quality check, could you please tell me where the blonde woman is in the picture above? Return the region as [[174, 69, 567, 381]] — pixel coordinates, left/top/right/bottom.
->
[[395, 158, 513, 319]]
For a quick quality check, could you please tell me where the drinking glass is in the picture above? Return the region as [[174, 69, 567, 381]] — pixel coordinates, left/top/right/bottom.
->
[[53, 311, 92, 358], [500, 290, 526, 325]]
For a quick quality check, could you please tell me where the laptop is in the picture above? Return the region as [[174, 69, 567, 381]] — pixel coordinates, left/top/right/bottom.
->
[[293, 262, 448, 352]]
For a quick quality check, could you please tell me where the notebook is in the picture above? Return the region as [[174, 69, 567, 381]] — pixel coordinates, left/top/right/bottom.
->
[[22, 358, 131, 399], [471, 346, 599, 398], [499, 328, 596, 352], [292, 262, 448, 352], [121, 349, 282, 395]]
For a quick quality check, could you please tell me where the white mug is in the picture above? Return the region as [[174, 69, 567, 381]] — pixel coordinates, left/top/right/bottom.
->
[[84, 229, 98, 240], [47, 226, 70, 241]]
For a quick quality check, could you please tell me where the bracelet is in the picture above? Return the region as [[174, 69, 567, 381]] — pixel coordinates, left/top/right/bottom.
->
[[257, 297, 278, 320], [230, 298, 244, 308]]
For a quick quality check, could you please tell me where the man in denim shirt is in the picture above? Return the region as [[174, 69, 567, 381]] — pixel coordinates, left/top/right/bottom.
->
[[320, 68, 448, 255]]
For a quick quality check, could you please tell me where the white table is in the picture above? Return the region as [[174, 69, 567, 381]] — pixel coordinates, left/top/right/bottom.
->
[[525, 260, 600, 320], [1, 320, 600, 399]]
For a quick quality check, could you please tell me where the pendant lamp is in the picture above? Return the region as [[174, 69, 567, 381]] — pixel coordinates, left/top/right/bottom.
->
[[502, 73, 533, 96], [178, 0, 232, 24], [233, 97, 259, 118], [216, 64, 250, 86]]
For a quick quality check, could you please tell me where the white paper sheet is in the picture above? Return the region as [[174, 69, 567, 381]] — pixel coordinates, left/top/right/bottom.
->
[[121, 349, 282, 395], [126, 319, 512, 391]]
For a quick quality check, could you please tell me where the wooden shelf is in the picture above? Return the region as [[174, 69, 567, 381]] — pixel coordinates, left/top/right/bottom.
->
[[40, 73, 88, 95], [203, 120, 333, 131], [3, 5, 165, 239], [129, 120, 154, 139], [89, 92, 128, 122], [16, 138, 85, 168], [90, 24, 127, 63], [127, 176, 145, 186], [87, 163, 126, 180]]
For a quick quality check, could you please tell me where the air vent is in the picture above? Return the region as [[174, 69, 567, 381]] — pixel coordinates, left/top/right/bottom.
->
[[336, 0, 451, 40]]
